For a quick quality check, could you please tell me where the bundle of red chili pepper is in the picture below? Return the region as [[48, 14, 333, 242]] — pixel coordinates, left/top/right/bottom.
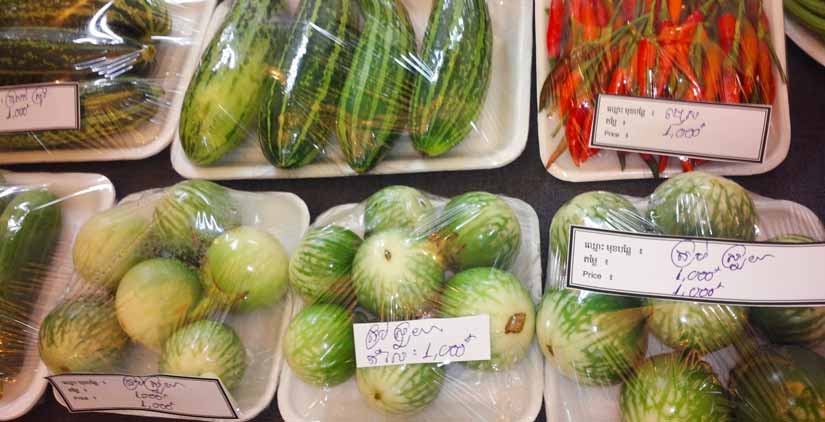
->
[[540, 0, 786, 176]]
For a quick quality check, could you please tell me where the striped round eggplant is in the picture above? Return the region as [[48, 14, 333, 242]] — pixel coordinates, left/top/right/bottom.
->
[[284, 304, 356, 387], [289, 225, 362, 305], [536, 289, 647, 385], [0, 0, 172, 40], [357, 363, 444, 415], [180, 0, 287, 165], [352, 229, 444, 321], [440, 267, 535, 371], [435, 192, 520, 271], [160, 320, 247, 390], [363, 185, 433, 237], [259, 0, 359, 168], [336, 0, 416, 173], [0, 78, 163, 151], [646, 299, 748, 354], [410, 0, 493, 156], [0, 27, 155, 84]]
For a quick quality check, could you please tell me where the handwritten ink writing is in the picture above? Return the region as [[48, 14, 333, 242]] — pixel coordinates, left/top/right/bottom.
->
[[721, 245, 774, 271], [2, 87, 49, 121]]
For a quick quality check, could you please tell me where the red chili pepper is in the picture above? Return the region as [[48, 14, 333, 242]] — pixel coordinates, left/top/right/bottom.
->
[[637, 39, 657, 96], [658, 156, 670, 174], [739, 20, 759, 99], [721, 64, 740, 103], [547, 0, 565, 58], [657, 11, 703, 44], [703, 43, 723, 101], [581, 0, 600, 40], [571, 0, 583, 21], [680, 158, 694, 172], [756, 39, 774, 104], [567, 104, 598, 166], [608, 66, 627, 94], [671, 44, 702, 99], [622, 0, 637, 21], [668, 0, 682, 24], [655, 44, 676, 97], [718, 13, 737, 54], [594, 0, 609, 27]]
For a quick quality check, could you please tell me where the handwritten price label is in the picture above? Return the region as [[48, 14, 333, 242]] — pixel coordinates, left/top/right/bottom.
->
[[353, 316, 491, 368], [0, 82, 80, 133], [566, 226, 825, 306], [47, 374, 238, 419], [589, 94, 770, 164]]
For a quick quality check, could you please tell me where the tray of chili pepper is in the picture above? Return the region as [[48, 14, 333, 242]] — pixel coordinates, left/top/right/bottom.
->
[[536, 0, 791, 181]]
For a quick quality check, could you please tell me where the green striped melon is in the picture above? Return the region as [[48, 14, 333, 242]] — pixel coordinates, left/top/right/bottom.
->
[[352, 229, 444, 321], [436, 192, 520, 271], [646, 299, 748, 353], [363, 186, 433, 237], [649, 172, 757, 240], [730, 345, 825, 421], [289, 225, 362, 305], [284, 304, 355, 386], [536, 289, 646, 385], [357, 363, 444, 415], [410, 0, 492, 156], [440, 267, 534, 371], [336, 0, 416, 173], [159, 320, 247, 390], [620, 352, 733, 421]]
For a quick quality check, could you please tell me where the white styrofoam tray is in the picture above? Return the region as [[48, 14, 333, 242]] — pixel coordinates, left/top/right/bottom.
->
[[544, 194, 825, 421], [52, 188, 310, 421], [785, 16, 825, 67], [0, 0, 218, 164], [0, 171, 115, 421], [171, 0, 532, 180], [278, 195, 544, 422], [535, 1, 792, 182]]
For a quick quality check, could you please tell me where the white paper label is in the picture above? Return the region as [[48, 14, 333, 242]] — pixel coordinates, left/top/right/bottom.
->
[[589, 94, 771, 163], [566, 226, 825, 306], [0, 83, 80, 133], [47, 374, 238, 419], [353, 316, 491, 368]]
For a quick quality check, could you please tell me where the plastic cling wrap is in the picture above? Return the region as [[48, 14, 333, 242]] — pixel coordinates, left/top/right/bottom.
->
[[173, 0, 532, 179], [537, 0, 791, 180], [0, 0, 216, 163], [279, 186, 544, 421], [38, 180, 310, 421], [540, 171, 825, 421], [0, 171, 114, 420]]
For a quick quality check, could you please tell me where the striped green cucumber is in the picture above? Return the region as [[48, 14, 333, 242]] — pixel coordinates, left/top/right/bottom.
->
[[336, 0, 416, 173], [0, 0, 171, 40], [0, 78, 163, 151], [0, 189, 62, 381], [179, 0, 287, 165], [259, 0, 359, 168], [0, 28, 155, 85], [410, 0, 493, 156]]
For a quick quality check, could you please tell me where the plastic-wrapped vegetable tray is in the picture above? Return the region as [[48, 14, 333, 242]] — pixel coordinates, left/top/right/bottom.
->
[[171, 0, 532, 180], [0, 0, 218, 164], [51, 188, 310, 421], [785, 16, 825, 67], [543, 193, 825, 421], [0, 171, 115, 421], [278, 195, 544, 422]]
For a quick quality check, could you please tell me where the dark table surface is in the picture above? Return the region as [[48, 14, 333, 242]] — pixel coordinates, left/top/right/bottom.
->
[[8, 31, 825, 422]]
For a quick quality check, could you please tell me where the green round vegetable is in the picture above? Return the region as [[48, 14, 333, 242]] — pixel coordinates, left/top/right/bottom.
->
[[284, 304, 355, 386], [201, 226, 289, 312], [730, 345, 825, 421], [536, 289, 647, 385], [364, 186, 434, 237], [160, 320, 247, 390], [436, 192, 521, 271], [73, 204, 154, 290], [646, 299, 748, 353], [751, 235, 824, 347], [440, 267, 535, 370], [289, 225, 362, 305], [115, 258, 202, 350], [621, 352, 733, 421], [357, 363, 444, 415], [153, 180, 241, 261], [648, 172, 757, 240], [549, 191, 649, 268], [353, 229, 444, 321], [39, 296, 128, 373]]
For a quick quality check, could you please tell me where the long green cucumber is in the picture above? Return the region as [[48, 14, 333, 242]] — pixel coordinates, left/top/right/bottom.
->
[[179, 0, 286, 165], [259, 0, 359, 169], [0, 27, 155, 85], [0, 0, 171, 41], [0, 78, 163, 150], [336, 0, 416, 173], [0, 189, 62, 383], [410, 0, 493, 156]]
